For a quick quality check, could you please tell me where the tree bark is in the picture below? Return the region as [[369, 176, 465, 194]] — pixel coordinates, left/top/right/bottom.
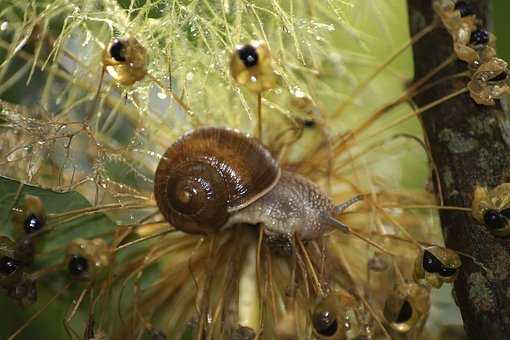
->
[[407, 1, 510, 339]]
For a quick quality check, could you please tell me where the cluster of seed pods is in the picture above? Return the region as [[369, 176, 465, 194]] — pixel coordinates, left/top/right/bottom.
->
[[434, 0, 510, 105], [1, 194, 113, 305], [432, 2, 510, 238], [1, 196, 42, 307]]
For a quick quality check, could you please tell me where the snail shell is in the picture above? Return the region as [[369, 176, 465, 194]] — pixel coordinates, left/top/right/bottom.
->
[[154, 127, 281, 234]]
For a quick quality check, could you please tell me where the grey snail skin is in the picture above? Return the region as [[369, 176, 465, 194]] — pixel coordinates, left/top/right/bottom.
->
[[154, 127, 361, 241]]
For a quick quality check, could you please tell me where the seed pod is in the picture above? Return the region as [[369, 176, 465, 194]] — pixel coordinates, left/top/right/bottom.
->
[[230, 41, 277, 93], [12, 195, 46, 238], [383, 283, 430, 333], [472, 183, 510, 236], [103, 36, 147, 86], [65, 238, 111, 280], [0, 236, 23, 289], [413, 246, 461, 288], [311, 291, 368, 339], [467, 57, 509, 105]]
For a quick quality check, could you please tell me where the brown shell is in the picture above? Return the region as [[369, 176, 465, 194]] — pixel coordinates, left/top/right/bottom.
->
[[154, 127, 280, 234]]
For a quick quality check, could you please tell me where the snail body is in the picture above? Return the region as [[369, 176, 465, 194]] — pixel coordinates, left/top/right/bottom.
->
[[154, 127, 341, 239], [226, 170, 335, 239]]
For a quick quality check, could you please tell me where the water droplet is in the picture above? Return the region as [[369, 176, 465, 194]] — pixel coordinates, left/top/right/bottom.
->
[[157, 91, 167, 99], [292, 87, 305, 98], [186, 72, 194, 81], [82, 31, 91, 47], [0, 22, 8, 31]]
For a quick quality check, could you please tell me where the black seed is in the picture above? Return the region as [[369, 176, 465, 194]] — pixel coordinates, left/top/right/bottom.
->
[[237, 45, 259, 68], [110, 39, 127, 62], [23, 214, 44, 233], [68, 255, 89, 276], [489, 72, 508, 82], [0, 256, 20, 275], [470, 29, 490, 46], [454, 1, 473, 17], [439, 266, 457, 277], [313, 310, 338, 336], [422, 250, 443, 274], [483, 209, 506, 230], [396, 300, 413, 324], [303, 119, 316, 128]]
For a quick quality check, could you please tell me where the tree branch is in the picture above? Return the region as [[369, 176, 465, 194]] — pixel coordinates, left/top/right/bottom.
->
[[407, 1, 510, 339]]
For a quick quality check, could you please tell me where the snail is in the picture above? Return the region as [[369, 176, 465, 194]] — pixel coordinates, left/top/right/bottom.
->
[[154, 127, 362, 240]]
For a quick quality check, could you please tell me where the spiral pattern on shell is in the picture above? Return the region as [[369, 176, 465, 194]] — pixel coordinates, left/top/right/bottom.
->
[[154, 127, 281, 234]]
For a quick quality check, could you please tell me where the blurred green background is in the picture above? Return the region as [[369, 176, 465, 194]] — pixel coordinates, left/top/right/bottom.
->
[[493, 1, 510, 61]]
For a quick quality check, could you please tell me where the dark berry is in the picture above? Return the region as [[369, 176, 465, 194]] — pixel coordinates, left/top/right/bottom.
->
[[439, 266, 457, 277], [489, 71, 508, 82], [303, 119, 316, 128], [313, 309, 338, 336], [0, 256, 20, 275], [23, 214, 44, 233], [483, 209, 506, 230], [110, 39, 127, 62], [422, 250, 443, 274], [237, 45, 259, 68], [68, 255, 89, 276], [470, 29, 490, 46], [454, 1, 473, 18], [395, 300, 413, 324]]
